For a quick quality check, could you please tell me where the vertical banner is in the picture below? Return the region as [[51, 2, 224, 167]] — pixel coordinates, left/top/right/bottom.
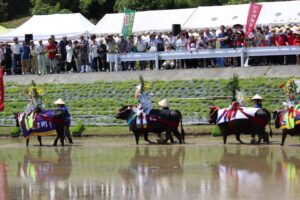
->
[[244, 3, 263, 47], [0, 161, 8, 200], [0, 67, 4, 111], [122, 9, 136, 39]]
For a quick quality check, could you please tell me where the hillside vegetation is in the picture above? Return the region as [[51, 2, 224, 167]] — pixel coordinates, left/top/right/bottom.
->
[[1, 77, 288, 126]]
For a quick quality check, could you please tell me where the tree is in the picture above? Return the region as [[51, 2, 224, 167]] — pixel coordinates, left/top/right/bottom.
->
[[0, 0, 8, 20]]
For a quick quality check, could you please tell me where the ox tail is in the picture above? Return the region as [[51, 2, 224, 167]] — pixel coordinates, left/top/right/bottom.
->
[[180, 112, 185, 144], [269, 121, 273, 138]]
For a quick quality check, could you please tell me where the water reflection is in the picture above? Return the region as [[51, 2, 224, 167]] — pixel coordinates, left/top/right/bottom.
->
[[0, 161, 8, 200], [17, 147, 72, 200], [216, 147, 271, 199], [119, 146, 185, 199], [279, 149, 300, 196]]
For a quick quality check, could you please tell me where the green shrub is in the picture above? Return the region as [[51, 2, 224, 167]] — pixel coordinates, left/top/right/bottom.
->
[[211, 125, 221, 137], [71, 122, 85, 137], [10, 127, 21, 137]]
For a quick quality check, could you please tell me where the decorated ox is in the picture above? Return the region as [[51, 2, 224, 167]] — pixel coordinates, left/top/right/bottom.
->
[[209, 105, 272, 144]]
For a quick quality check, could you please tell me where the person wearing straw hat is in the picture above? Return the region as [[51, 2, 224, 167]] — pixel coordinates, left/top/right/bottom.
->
[[158, 99, 170, 110], [251, 94, 263, 108], [54, 98, 73, 143]]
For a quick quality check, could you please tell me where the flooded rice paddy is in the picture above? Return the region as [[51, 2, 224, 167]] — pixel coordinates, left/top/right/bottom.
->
[[1, 136, 300, 200]]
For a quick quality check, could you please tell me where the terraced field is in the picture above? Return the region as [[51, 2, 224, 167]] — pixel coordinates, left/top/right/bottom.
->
[[1, 77, 289, 126]]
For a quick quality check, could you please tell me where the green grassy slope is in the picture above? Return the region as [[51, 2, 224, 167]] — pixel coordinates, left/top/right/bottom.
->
[[1, 77, 289, 126]]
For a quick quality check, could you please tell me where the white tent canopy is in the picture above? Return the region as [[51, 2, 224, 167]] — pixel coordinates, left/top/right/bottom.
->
[[94, 0, 300, 35], [183, 1, 300, 29], [132, 8, 196, 33], [91, 13, 124, 35], [0, 13, 95, 42]]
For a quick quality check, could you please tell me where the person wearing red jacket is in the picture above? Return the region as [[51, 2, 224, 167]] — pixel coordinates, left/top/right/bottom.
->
[[293, 31, 300, 64]]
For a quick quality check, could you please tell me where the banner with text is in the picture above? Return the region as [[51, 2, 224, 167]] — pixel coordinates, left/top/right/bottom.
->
[[244, 3, 262, 47], [122, 9, 136, 39], [0, 68, 4, 111]]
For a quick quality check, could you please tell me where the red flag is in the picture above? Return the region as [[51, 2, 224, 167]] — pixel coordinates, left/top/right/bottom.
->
[[244, 2, 263, 47], [0, 67, 4, 111]]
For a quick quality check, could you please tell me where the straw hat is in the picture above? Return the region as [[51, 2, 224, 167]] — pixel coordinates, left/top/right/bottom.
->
[[251, 94, 263, 100], [158, 99, 170, 108], [54, 98, 65, 105]]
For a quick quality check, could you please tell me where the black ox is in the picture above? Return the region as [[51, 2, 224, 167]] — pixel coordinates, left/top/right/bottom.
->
[[209, 106, 272, 144], [115, 105, 185, 144]]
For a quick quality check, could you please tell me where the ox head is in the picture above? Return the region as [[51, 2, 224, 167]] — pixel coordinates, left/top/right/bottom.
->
[[115, 105, 133, 120], [208, 105, 219, 124]]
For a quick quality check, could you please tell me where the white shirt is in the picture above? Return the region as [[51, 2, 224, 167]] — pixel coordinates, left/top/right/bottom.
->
[[176, 38, 188, 51], [135, 39, 147, 52], [30, 45, 37, 56], [66, 45, 73, 63], [90, 43, 98, 58], [36, 44, 46, 56], [11, 43, 22, 54]]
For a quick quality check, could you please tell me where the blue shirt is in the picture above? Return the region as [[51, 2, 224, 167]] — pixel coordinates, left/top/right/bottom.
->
[[20, 45, 30, 60]]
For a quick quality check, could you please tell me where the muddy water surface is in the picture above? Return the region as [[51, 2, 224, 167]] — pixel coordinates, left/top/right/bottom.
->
[[1, 136, 300, 200]]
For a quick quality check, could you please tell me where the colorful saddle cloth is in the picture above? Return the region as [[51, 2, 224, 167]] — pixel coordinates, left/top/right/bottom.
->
[[280, 105, 300, 129], [18, 110, 65, 138], [217, 107, 259, 125]]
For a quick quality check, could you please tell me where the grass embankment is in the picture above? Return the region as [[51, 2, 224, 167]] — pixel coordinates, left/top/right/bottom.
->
[[0, 77, 290, 138], [0, 16, 30, 29]]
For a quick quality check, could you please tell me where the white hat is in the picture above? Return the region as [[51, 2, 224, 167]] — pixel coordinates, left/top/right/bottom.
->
[[158, 99, 170, 107], [251, 94, 263, 100], [54, 98, 65, 105]]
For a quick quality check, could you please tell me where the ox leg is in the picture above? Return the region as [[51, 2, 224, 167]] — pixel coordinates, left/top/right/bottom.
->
[[235, 133, 245, 144], [172, 129, 182, 144], [144, 132, 155, 144], [26, 138, 30, 147], [37, 136, 42, 146], [53, 136, 59, 146], [134, 132, 140, 145], [223, 134, 227, 144], [281, 130, 288, 146]]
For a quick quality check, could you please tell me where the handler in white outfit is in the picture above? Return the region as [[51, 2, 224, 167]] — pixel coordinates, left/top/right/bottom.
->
[[66, 40, 73, 72]]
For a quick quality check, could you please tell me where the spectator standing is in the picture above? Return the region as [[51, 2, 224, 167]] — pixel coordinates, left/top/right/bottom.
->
[[187, 35, 198, 68], [30, 40, 38, 75], [66, 40, 76, 72], [20, 42, 30, 74], [176, 32, 188, 69], [46, 38, 58, 73], [106, 35, 117, 71], [204, 28, 216, 67], [126, 35, 136, 70], [73, 40, 80, 72], [36, 39, 47, 75], [98, 39, 108, 71], [276, 29, 288, 65], [118, 35, 128, 71], [0, 43, 4, 67], [148, 33, 158, 70], [11, 37, 22, 74], [79, 35, 89, 72], [135, 35, 147, 70], [286, 28, 296, 64], [293, 30, 300, 65], [3, 43, 12, 75], [90, 34, 99, 72], [58, 36, 68, 72], [217, 25, 228, 67], [165, 32, 176, 49], [162, 45, 175, 69], [197, 30, 207, 67]]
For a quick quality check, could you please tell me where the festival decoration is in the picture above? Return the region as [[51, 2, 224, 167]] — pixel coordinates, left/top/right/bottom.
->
[[226, 74, 240, 101], [279, 79, 298, 103]]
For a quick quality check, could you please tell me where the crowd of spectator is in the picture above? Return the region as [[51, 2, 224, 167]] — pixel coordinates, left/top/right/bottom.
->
[[0, 24, 300, 75]]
